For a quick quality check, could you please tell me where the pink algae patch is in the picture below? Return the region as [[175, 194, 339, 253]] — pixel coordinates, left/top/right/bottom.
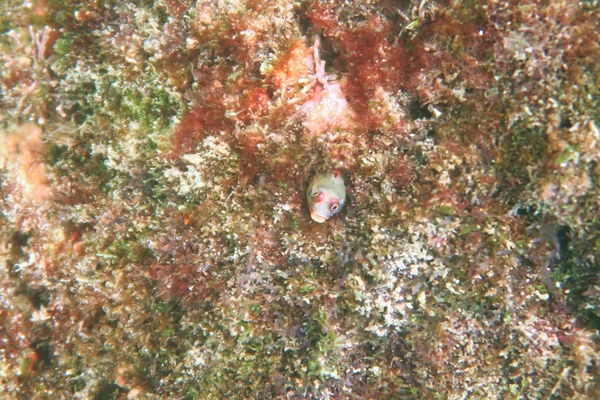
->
[[272, 37, 357, 137], [301, 79, 356, 136]]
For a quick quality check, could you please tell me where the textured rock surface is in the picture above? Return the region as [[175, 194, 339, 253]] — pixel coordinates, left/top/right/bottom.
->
[[1, 0, 599, 398]]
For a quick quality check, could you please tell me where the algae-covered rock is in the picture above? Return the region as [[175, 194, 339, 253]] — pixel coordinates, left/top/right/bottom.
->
[[1, 0, 599, 398]]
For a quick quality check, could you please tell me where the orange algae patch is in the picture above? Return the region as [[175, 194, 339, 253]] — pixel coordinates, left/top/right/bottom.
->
[[237, 85, 271, 125], [270, 40, 313, 97], [2, 123, 50, 203]]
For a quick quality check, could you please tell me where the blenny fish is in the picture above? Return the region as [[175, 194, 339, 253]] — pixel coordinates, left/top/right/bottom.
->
[[306, 171, 346, 223]]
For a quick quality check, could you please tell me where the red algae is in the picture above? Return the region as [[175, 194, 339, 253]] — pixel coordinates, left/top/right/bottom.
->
[[169, 98, 233, 158]]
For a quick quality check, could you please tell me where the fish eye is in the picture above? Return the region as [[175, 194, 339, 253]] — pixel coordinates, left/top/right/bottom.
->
[[312, 191, 320, 198], [331, 204, 339, 211]]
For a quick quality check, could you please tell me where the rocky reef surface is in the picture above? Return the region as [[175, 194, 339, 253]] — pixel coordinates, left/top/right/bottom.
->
[[1, 0, 599, 398]]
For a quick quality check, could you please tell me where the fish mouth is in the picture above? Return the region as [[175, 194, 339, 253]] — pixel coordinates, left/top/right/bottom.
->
[[310, 211, 327, 223]]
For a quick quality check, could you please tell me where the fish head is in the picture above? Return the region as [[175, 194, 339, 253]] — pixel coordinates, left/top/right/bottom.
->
[[307, 172, 346, 223]]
